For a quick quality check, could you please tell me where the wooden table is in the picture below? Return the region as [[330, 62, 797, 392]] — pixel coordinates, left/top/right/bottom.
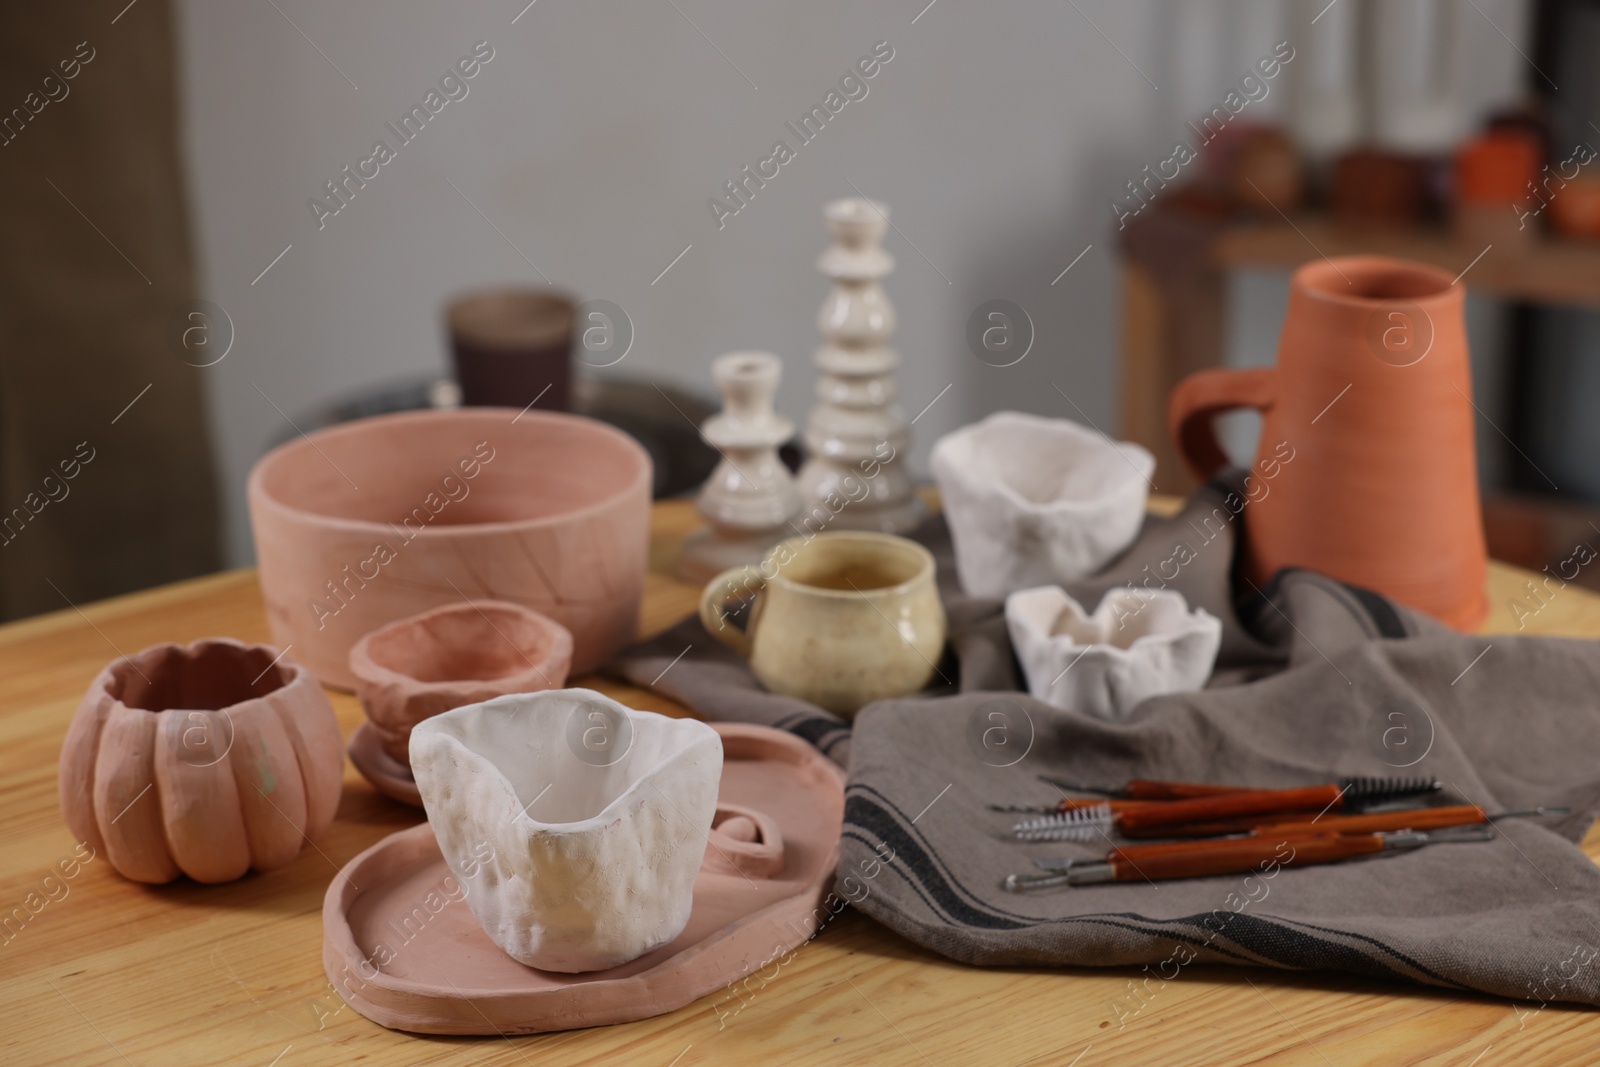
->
[[4, 499, 1598, 1066]]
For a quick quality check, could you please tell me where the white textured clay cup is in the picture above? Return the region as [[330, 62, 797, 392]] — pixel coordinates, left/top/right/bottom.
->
[[930, 411, 1154, 597], [1005, 586, 1221, 720], [409, 688, 723, 973]]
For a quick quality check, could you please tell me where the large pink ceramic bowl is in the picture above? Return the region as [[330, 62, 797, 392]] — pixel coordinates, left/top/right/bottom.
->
[[247, 408, 652, 689]]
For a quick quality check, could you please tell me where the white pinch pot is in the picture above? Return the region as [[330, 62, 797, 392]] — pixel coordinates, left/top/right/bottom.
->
[[930, 411, 1154, 597], [409, 688, 723, 973], [1006, 586, 1221, 720]]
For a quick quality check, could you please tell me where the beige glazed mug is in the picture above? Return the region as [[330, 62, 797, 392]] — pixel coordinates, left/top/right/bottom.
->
[[699, 532, 947, 717]]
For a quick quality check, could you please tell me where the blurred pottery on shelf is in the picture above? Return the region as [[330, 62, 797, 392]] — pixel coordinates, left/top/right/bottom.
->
[[1331, 149, 1429, 228], [248, 408, 651, 689], [1231, 128, 1304, 215], [409, 689, 723, 973], [1549, 174, 1600, 242], [1006, 586, 1220, 720], [930, 411, 1153, 598], [58, 639, 343, 884], [348, 599, 572, 765], [699, 531, 945, 717], [1202, 125, 1303, 215], [1168, 254, 1489, 629], [1454, 128, 1542, 246]]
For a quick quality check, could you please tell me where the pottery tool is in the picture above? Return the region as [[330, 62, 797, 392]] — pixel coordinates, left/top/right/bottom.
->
[[988, 796, 1184, 816], [1013, 780, 1457, 841], [1114, 804, 1570, 841], [1001, 825, 1495, 891], [1028, 773, 1442, 803], [1101, 804, 1567, 843]]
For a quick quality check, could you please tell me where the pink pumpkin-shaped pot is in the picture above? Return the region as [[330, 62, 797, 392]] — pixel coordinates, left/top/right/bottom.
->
[[58, 639, 344, 884]]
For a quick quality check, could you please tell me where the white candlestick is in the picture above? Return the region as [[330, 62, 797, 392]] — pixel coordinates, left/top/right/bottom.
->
[[795, 197, 922, 535]]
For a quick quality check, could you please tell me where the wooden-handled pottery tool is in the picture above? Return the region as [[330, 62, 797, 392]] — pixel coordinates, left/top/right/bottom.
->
[[1117, 804, 1569, 841], [1012, 778, 1444, 838], [998, 773, 1441, 811], [1002, 825, 1495, 891]]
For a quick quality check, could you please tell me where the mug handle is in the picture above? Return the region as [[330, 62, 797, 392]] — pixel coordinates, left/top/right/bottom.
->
[[699, 565, 765, 657], [1166, 367, 1277, 483]]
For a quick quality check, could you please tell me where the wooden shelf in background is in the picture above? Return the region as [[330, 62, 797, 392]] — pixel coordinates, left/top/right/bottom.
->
[[1119, 210, 1600, 497], [1212, 216, 1600, 306]]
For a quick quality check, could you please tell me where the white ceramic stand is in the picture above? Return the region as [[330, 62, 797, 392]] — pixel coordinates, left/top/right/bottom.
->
[[678, 352, 802, 584], [795, 198, 923, 535]]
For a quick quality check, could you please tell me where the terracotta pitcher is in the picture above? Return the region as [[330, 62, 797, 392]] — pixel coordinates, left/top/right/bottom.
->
[[1167, 255, 1488, 630]]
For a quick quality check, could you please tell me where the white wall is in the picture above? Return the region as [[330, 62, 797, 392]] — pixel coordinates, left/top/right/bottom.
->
[[176, 0, 1529, 565]]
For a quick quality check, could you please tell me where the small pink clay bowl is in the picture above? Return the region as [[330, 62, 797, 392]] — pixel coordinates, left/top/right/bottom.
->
[[348, 599, 573, 763], [247, 408, 651, 689]]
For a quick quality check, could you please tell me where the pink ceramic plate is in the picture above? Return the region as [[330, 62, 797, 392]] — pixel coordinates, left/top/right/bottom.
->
[[322, 723, 846, 1035], [346, 722, 423, 808]]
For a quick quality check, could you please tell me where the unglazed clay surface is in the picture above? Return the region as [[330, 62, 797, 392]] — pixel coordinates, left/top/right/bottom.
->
[[322, 723, 847, 1035], [409, 689, 722, 973], [347, 723, 423, 807], [58, 639, 343, 884], [1006, 586, 1221, 719], [1167, 255, 1489, 629], [930, 411, 1153, 598], [348, 599, 572, 763], [247, 408, 651, 689]]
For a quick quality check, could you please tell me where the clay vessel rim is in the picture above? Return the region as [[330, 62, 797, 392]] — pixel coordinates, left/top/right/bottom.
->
[[347, 600, 572, 691], [931, 411, 1155, 513], [759, 531, 935, 600], [411, 688, 722, 832], [247, 408, 651, 537], [1294, 256, 1460, 310], [1009, 587, 1218, 661], [712, 350, 780, 378], [97, 637, 312, 717], [824, 196, 888, 222]]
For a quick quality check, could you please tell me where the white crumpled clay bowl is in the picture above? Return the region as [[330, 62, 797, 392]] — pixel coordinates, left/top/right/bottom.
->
[[1005, 586, 1221, 719], [930, 411, 1154, 597], [409, 688, 723, 973]]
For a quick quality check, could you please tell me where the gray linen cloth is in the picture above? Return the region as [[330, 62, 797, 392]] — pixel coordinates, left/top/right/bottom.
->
[[610, 477, 1600, 1007]]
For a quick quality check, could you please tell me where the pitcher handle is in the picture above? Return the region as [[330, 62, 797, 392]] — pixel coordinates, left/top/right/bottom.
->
[[1166, 368, 1278, 483], [699, 565, 766, 658]]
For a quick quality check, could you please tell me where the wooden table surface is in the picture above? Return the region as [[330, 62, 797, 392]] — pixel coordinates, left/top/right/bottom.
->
[[4, 499, 1598, 1066]]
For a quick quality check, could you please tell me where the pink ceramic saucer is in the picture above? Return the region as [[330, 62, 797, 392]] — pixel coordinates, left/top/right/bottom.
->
[[347, 722, 423, 807], [322, 723, 845, 1035]]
